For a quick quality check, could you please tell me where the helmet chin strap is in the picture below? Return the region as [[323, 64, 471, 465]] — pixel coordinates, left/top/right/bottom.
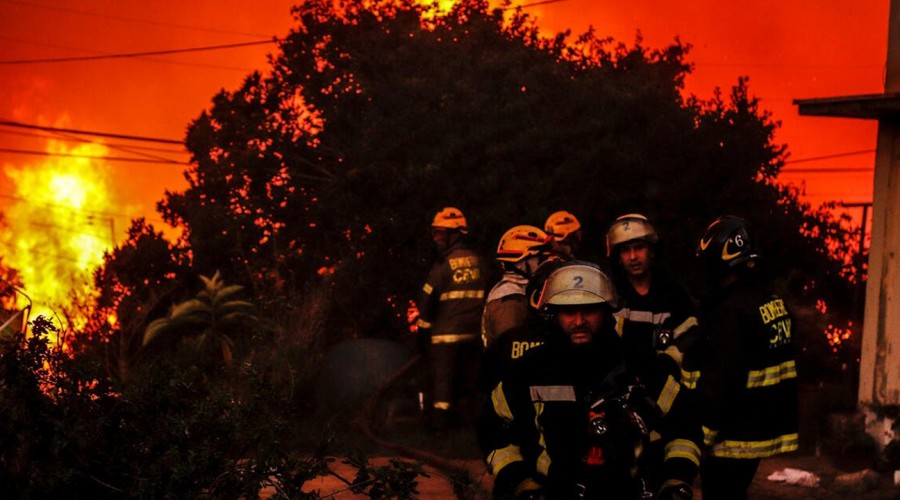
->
[[508, 259, 530, 277], [510, 255, 541, 278]]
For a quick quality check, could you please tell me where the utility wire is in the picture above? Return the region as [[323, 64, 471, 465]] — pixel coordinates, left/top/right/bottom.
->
[[0, 148, 189, 165], [0, 35, 258, 71], [781, 167, 873, 173], [0, 0, 276, 39], [503, 0, 570, 9], [784, 149, 876, 165], [0, 39, 279, 65], [18, 219, 109, 240], [28, 124, 186, 165], [0, 120, 182, 144], [0, 193, 169, 225], [0, 129, 187, 154], [5, 244, 102, 265]]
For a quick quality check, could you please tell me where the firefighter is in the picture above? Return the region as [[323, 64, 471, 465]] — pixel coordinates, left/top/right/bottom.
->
[[694, 216, 798, 500], [605, 214, 700, 383], [544, 210, 583, 260], [481, 225, 556, 349], [478, 261, 700, 499], [417, 207, 488, 429], [477, 257, 566, 395], [605, 213, 702, 492]]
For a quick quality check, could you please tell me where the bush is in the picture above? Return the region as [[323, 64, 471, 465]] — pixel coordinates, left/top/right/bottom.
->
[[0, 316, 424, 498]]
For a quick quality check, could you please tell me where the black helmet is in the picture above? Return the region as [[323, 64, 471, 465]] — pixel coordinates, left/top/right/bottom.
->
[[696, 216, 759, 275], [526, 257, 566, 310]]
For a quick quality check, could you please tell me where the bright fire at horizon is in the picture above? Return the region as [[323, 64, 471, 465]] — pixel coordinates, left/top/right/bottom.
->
[[0, 0, 888, 341], [1, 140, 130, 328]]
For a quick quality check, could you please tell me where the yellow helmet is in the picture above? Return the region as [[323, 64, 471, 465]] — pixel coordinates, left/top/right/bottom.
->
[[496, 225, 554, 263], [432, 207, 468, 233], [544, 211, 581, 241], [537, 261, 618, 309], [605, 213, 658, 256]]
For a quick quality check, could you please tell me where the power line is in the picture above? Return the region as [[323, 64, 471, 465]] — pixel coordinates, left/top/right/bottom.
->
[[0, 120, 182, 144], [0, 39, 279, 65], [0, 129, 187, 154], [781, 167, 873, 173], [23, 123, 187, 166], [784, 149, 876, 165], [0, 36, 254, 73], [504, 0, 571, 9], [0, 35, 258, 72], [0, 148, 189, 166], [0, 193, 170, 225], [696, 62, 882, 69], [0, 0, 275, 39]]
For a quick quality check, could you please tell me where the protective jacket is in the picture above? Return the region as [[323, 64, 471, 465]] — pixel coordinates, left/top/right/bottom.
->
[[417, 240, 487, 344], [478, 326, 700, 498], [613, 272, 700, 385], [696, 274, 799, 459], [481, 272, 530, 348], [478, 315, 547, 393]]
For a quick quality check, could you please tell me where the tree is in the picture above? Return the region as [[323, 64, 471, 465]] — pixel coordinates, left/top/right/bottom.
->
[[83, 219, 191, 380], [143, 271, 258, 366], [139, 0, 855, 361]]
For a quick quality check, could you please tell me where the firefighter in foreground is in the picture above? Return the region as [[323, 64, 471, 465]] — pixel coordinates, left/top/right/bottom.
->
[[694, 216, 798, 499], [481, 225, 557, 349], [544, 210, 583, 260], [417, 207, 488, 429], [478, 261, 700, 499]]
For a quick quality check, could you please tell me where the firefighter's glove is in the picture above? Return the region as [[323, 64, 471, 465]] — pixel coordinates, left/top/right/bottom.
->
[[513, 478, 545, 500], [656, 479, 693, 500]]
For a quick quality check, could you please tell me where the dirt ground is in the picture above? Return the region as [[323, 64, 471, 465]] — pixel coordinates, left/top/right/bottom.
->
[[291, 413, 900, 498], [294, 451, 900, 499], [746, 453, 900, 500], [294, 379, 900, 498]]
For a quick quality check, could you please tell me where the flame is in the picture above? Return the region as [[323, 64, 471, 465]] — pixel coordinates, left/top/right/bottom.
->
[[1, 138, 125, 331], [825, 321, 854, 350]]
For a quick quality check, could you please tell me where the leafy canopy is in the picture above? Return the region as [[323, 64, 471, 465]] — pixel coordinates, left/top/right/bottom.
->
[[148, 0, 856, 342]]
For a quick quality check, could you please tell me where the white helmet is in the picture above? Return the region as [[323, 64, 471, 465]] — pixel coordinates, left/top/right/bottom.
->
[[605, 213, 658, 256], [537, 261, 618, 309]]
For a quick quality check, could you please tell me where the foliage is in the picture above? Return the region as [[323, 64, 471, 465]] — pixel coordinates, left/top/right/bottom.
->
[[147, 0, 860, 359], [0, 316, 424, 498], [0, 0, 866, 495], [343, 456, 427, 499], [86, 219, 192, 380], [143, 271, 258, 366]]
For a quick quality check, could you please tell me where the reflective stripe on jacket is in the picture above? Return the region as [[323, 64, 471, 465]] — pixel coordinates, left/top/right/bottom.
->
[[477, 330, 700, 498], [481, 272, 529, 348], [418, 242, 487, 342], [613, 273, 700, 384], [696, 277, 799, 459]]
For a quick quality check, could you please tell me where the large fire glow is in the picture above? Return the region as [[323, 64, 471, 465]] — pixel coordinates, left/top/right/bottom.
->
[[1, 138, 125, 329]]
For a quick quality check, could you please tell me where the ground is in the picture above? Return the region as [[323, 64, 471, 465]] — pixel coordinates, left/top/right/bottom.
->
[[295, 421, 900, 499], [299, 373, 899, 497], [296, 451, 900, 498]]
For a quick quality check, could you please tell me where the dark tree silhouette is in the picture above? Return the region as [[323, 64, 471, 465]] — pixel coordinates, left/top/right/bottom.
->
[[116, 0, 856, 363]]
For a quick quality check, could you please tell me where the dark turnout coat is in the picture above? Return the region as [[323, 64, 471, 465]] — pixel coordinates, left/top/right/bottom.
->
[[478, 325, 701, 498], [417, 240, 487, 344], [696, 275, 799, 459]]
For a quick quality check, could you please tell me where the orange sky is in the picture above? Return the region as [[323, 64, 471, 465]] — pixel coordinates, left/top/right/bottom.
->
[[0, 0, 889, 234]]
